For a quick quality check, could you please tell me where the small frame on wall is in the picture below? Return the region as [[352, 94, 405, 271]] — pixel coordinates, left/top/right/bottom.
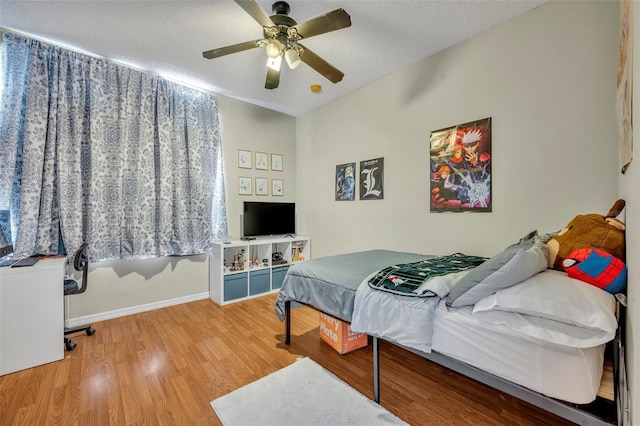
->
[[272, 179, 283, 196], [271, 153, 283, 171], [239, 176, 252, 195], [360, 157, 384, 200], [255, 152, 268, 170], [255, 177, 268, 195], [335, 162, 356, 201], [238, 149, 252, 169]]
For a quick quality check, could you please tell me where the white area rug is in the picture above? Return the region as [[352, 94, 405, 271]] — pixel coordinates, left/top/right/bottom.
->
[[211, 357, 408, 425]]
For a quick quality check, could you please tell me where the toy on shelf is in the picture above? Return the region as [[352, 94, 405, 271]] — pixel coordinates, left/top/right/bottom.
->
[[230, 249, 246, 271]]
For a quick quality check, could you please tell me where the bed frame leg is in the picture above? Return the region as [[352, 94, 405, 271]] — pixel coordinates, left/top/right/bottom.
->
[[285, 300, 291, 345], [373, 336, 380, 403]]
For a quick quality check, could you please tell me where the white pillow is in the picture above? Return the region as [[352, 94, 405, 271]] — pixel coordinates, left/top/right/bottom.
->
[[472, 269, 617, 348]]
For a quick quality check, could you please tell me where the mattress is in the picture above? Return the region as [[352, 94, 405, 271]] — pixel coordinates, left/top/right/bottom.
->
[[430, 300, 605, 404], [352, 277, 606, 404]]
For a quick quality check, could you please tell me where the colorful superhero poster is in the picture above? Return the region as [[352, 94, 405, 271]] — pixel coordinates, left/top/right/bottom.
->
[[335, 162, 356, 201], [430, 117, 492, 213], [360, 157, 384, 200]]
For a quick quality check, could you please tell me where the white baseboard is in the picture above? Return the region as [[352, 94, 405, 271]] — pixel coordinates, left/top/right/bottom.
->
[[66, 292, 210, 328]]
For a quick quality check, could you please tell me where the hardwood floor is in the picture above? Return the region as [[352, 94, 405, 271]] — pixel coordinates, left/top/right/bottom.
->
[[0, 294, 582, 425]]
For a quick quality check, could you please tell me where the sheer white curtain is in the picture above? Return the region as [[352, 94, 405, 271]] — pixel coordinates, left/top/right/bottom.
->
[[0, 33, 228, 260]]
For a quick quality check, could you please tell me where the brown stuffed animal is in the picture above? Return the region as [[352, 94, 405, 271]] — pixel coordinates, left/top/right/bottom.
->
[[547, 199, 626, 270]]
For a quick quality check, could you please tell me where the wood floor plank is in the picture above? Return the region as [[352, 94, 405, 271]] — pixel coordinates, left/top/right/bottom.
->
[[0, 294, 611, 425]]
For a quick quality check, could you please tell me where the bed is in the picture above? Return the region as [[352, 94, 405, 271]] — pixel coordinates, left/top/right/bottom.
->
[[275, 236, 628, 426], [275, 249, 432, 324]]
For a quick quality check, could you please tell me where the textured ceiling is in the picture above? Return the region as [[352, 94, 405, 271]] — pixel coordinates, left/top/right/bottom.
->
[[0, 0, 548, 117]]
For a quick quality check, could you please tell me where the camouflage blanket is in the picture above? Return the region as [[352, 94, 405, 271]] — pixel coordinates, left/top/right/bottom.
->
[[367, 253, 486, 297]]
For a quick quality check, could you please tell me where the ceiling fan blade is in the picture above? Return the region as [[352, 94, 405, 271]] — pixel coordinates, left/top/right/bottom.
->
[[292, 9, 351, 39], [299, 46, 344, 83], [234, 0, 275, 28], [265, 64, 281, 89], [202, 39, 265, 59]]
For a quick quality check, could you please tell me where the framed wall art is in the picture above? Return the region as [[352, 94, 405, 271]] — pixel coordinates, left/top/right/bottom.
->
[[429, 117, 492, 213], [360, 157, 384, 200], [272, 179, 283, 196], [255, 177, 268, 195], [238, 149, 252, 169], [271, 154, 283, 171], [617, 0, 633, 173], [238, 176, 252, 195], [335, 162, 356, 201], [255, 152, 268, 170]]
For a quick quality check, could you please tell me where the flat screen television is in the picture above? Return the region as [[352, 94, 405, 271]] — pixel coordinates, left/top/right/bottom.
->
[[242, 202, 295, 238]]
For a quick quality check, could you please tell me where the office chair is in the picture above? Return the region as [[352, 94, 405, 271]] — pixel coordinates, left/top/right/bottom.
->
[[64, 243, 95, 351]]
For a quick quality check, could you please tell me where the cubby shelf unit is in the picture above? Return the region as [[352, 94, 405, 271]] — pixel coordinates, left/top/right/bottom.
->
[[209, 236, 311, 305]]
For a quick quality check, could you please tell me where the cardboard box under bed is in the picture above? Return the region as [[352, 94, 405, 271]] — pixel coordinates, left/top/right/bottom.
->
[[319, 312, 367, 354]]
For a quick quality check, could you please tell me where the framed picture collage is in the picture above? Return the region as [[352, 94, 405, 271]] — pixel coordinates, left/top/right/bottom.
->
[[238, 149, 283, 196]]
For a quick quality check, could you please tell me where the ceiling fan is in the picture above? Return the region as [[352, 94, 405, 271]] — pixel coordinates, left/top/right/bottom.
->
[[202, 0, 351, 90]]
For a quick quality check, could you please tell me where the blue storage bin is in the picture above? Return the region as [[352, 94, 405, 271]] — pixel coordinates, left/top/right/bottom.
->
[[250, 269, 270, 295], [271, 265, 289, 290], [224, 273, 248, 301]]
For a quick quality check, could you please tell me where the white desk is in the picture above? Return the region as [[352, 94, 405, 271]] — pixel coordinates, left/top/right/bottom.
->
[[0, 257, 65, 375]]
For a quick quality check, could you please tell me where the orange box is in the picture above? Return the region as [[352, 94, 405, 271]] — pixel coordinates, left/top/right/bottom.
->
[[319, 312, 368, 354]]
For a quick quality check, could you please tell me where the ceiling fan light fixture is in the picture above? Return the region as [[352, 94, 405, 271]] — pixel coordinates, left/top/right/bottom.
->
[[285, 48, 301, 69], [266, 41, 283, 58], [202, 1, 352, 89], [267, 54, 283, 71]]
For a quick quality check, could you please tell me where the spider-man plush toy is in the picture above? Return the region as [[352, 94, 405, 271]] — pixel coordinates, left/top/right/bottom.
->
[[562, 247, 627, 294]]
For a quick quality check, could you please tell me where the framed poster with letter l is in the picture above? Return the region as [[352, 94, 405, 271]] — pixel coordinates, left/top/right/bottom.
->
[[360, 157, 384, 200]]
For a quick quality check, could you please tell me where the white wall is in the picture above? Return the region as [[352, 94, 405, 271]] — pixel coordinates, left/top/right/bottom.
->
[[67, 94, 297, 321], [217, 95, 297, 241], [67, 254, 209, 319], [620, 128, 638, 424], [296, 1, 619, 259], [618, 2, 638, 424]]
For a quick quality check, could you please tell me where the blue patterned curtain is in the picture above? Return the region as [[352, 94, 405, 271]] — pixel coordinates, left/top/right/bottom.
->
[[0, 33, 228, 260]]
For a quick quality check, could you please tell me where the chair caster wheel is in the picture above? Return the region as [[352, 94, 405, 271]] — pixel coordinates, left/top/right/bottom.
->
[[86, 327, 95, 336], [66, 341, 76, 351]]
